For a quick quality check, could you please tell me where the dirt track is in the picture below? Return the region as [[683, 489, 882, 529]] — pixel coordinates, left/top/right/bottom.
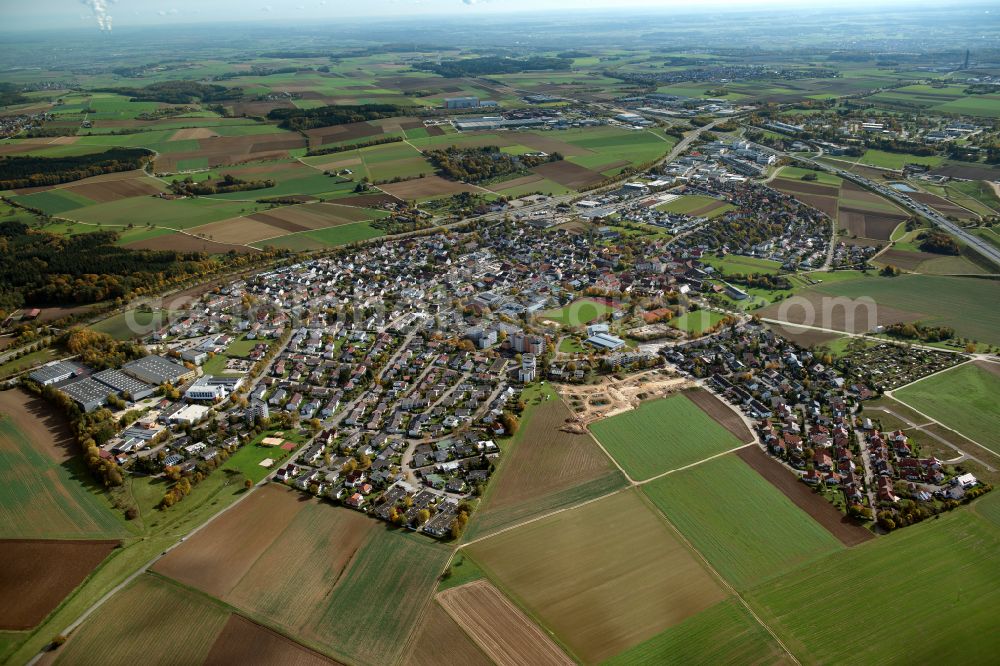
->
[[737, 446, 874, 547], [437, 581, 574, 666]]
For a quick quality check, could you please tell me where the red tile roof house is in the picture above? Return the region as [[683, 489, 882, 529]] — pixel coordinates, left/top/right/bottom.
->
[[345, 492, 365, 508]]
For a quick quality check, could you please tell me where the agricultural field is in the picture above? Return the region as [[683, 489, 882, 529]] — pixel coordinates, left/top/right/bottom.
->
[[603, 599, 792, 666], [656, 194, 731, 217], [856, 149, 943, 170], [465, 386, 626, 539], [0, 389, 126, 540], [436, 581, 573, 666], [589, 390, 747, 481], [154, 483, 449, 665], [403, 600, 492, 666], [745, 507, 1000, 663], [0, 539, 118, 630], [893, 361, 1000, 455], [466, 489, 728, 664], [642, 454, 844, 590], [53, 574, 231, 666], [760, 272, 1000, 345], [204, 615, 337, 666]]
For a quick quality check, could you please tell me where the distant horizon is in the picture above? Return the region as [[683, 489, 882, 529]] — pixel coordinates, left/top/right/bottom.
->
[[3, 0, 997, 34]]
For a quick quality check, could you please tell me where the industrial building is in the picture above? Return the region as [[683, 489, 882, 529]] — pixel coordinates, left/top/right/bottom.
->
[[60, 377, 112, 412], [92, 368, 156, 400], [585, 332, 626, 351], [122, 355, 195, 387], [29, 360, 83, 386], [185, 375, 244, 401]]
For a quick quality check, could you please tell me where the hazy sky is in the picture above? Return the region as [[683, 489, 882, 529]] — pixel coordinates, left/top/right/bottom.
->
[[3, 0, 946, 33]]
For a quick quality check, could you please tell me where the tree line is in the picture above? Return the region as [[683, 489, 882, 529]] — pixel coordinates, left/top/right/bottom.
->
[[425, 146, 560, 184], [169, 174, 275, 196], [95, 81, 242, 104], [0, 148, 153, 189], [267, 104, 411, 131]]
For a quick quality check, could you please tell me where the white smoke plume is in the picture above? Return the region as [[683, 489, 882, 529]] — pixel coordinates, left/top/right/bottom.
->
[[81, 0, 113, 31]]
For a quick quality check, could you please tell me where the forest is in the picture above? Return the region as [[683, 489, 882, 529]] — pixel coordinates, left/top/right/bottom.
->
[[267, 103, 411, 130], [0, 221, 266, 314], [96, 81, 242, 104], [425, 145, 560, 184], [168, 174, 275, 196], [0, 148, 153, 189], [414, 56, 572, 78]]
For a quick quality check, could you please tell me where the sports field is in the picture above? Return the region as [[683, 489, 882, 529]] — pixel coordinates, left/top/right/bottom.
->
[[893, 361, 1000, 455], [746, 508, 1000, 663], [589, 391, 746, 481], [537, 297, 616, 327], [642, 454, 844, 590]]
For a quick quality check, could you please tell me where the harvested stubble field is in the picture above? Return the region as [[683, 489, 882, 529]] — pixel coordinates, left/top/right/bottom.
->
[[54, 574, 231, 666], [642, 455, 844, 590], [0, 389, 125, 540], [530, 160, 604, 189], [736, 446, 873, 547], [466, 391, 626, 539], [125, 231, 258, 254], [765, 322, 843, 348], [589, 390, 746, 482], [436, 581, 574, 666], [404, 600, 492, 666], [466, 489, 727, 664], [379, 175, 478, 199], [0, 539, 118, 630], [838, 206, 907, 240], [204, 615, 340, 666]]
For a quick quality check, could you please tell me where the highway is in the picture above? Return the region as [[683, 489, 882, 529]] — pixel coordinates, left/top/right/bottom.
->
[[793, 155, 1000, 268]]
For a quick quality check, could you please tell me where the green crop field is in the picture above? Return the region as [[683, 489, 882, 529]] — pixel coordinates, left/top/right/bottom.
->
[[64, 196, 267, 230], [642, 455, 843, 589], [89, 309, 171, 340], [310, 530, 450, 665], [0, 409, 125, 540], [746, 507, 1000, 663], [894, 362, 1000, 454], [53, 574, 229, 666], [776, 166, 843, 186], [857, 149, 943, 170], [603, 598, 789, 666], [590, 392, 744, 481], [812, 274, 1000, 346]]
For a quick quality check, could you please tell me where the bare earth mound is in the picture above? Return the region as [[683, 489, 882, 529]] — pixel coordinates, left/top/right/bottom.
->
[[205, 614, 341, 666], [737, 446, 873, 547], [0, 539, 118, 629], [437, 581, 574, 666]]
